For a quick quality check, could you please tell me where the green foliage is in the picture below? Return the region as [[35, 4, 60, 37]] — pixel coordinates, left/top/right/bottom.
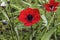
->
[[0, 0, 60, 40]]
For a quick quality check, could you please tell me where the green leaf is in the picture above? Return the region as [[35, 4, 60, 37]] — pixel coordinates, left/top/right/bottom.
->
[[41, 28, 56, 40]]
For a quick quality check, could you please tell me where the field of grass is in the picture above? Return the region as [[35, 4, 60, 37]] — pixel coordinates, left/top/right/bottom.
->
[[0, 0, 60, 40]]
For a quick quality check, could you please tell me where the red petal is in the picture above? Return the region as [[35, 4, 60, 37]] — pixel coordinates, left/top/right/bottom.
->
[[18, 15, 27, 23], [44, 4, 51, 11], [50, 0, 55, 4], [44, 4, 50, 7], [54, 2, 59, 7], [32, 9, 40, 16], [32, 16, 40, 24], [24, 22, 32, 26], [18, 9, 28, 23], [53, 8, 57, 11], [33, 9, 39, 14]]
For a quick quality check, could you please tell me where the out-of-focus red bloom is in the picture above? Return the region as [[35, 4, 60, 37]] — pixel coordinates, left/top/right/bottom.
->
[[18, 8, 40, 26], [44, 0, 59, 12]]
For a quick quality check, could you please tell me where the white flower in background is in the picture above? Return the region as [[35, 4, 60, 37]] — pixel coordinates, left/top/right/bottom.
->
[[46, 0, 49, 2], [1, 0, 4, 2], [2, 20, 6, 22], [2, 20, 7, 25], [0, 2, 7, 7], [42, 1, 45, 3], [7, 0, 10, 1], [41, 14, 48, 26]]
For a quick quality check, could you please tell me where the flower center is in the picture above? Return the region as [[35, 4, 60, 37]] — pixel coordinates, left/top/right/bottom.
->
[[50, 5, 54, 11], [27, 14, 33, 21]]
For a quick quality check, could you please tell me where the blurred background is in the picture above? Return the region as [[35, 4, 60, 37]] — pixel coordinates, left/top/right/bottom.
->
[[0, 0, 60, 40]]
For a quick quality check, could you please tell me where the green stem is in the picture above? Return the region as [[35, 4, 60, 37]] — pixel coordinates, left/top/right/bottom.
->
[[54, 30, 57, 40], [46, 12, 55, 30], [9, 23, 15, 40], [30, 26, 33, 40], [53, 12, 57, 40]]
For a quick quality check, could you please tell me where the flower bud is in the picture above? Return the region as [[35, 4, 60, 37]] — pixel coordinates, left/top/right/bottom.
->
[[2, 20, 7, 25]]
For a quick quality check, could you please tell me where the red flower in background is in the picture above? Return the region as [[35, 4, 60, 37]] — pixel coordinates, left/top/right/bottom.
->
[[44, 0, 59, 12], [18, 8, 40, 26]]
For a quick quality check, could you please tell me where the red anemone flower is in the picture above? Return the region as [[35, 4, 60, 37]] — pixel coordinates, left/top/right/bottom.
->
[[44, 0, 59, 12], [18, 8, 40, 26]]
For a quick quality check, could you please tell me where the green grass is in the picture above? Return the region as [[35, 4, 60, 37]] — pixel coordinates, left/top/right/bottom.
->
[[0, 0, 60, 40]]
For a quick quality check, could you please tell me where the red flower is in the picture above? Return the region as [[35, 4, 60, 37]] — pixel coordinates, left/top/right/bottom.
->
[[18, 8, 40, 26], [44, 0, 59, 12]]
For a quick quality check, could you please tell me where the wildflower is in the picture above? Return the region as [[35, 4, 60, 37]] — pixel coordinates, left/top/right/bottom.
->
[[18, 8, 40, 26], [44, 0, 59, 12], [0, 2, 7, 7], [2, 20, 7, 25]]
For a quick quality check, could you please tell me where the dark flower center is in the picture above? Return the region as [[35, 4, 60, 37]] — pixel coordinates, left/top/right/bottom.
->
[[27, 14, 33, 21], [50, 5, 54, 10]]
